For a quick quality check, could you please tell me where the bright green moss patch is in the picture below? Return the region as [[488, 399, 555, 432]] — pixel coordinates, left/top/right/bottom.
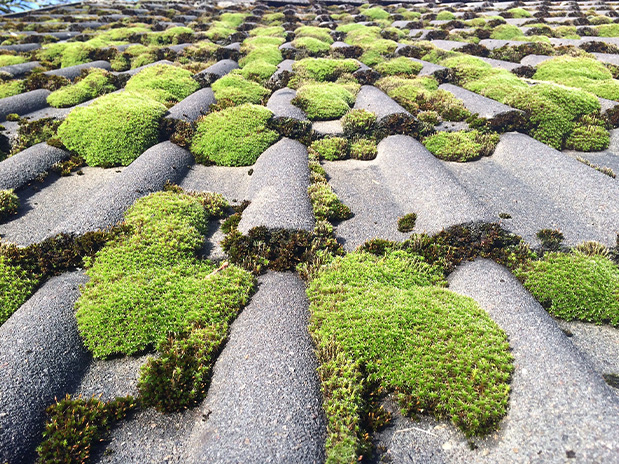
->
[[533, 56, 619, 100], [490, 24, 524, 40], [506, 7, 531, 18], [147, 26, 194, 45], [76, 191, 255, 358], [294, 25, 334, 44], [596, 24, 619, 37], [436, 10, 456, 21], [0, 255, 38, 325], [0, 79, 24, 98], [0, 55, 26, 67], [564, 118, 610, 151], [310, 137, 348, 161], [423, 130, 500, 162], [293, 82, 356, 120], [342, 109, 376, 136], [212, 73, 271, 106], [47, 69, 117, 108], [293, 36, 331, 54], [239, 59, 278, 82], [350, 138, 377, 160], [308, 182, 352, 221], [375, 57, 423, 77], [239, 44, 283, 67], [517, 252, 619, 326], [191, 104, 279, 166], [292, 58, 359, 82], [308, 251, 513, 461], [363, 7, 390, 20], [57, 91, 167, 167], [37, 395, 135, 464], [125, 64, 199, 105], [219, 12, 247, 28], [204, 22, 236, 41]]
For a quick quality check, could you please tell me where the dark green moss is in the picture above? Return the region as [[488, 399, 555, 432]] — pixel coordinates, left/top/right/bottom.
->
[[341, 109, 376, 137], [12, 116, 62, 155], [349, 139, 377, 160], [310, 137, 348, 161], [536, 229, 564, 251], [36, 394, 136, 464], [397, 213, 417, 233]]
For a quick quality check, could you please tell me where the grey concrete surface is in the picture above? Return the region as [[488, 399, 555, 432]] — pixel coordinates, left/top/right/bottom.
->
[[0, 272, 91, 464], [44, 60, 112, 80], [238, 138, 314, 233], [0, 142, 70, 191], [0, 89, 50, 121], [187, 272, 326, 464], [193, 59, 238, 87], [166, 87, 216, 122]]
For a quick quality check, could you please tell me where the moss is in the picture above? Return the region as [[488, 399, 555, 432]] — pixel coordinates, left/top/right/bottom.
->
[[211, 73, 271, 106], [342, 109, 376, 136], [0, 79, 24, 98], [0, 54, 26, 66], [596, 24, 619, 37], [536, 229, 564, 251], [564, 120, 610, 152], [36, 395, 136, 464], [191, 104, 279, 166], [184, 40, 219, 62], [349, 139, 377, 160], [423, 130, 500, 162], [239, 59, 278, 82], [97, 26, 150, 42], [310, 137, 348, 161], [76, 191, 255, 359], [309, 183, 352, 221], [47, 69, 117, 108], [436, 10, 456, 21], [0, 254, 38, 325], [292, 58, 359, 82], [147, 26, 194, 45], [0, 189, 19, 220], [125, 63, 199, 105], [293, 82, 356, 120], [239, 44, 283, 67], [308, 251, 513, 462], [219, 12, 247, 28], [222, 226, 343, 275], [533, 56, 619, 100], [204, 22, 236, 41], [294, 25, 334, 44], [363, 7, 390, 20], [397, 213, 417, 232], [261, 14, 285, 25], [292, 36, 331, 55], [375, 57, 423, 77], [12, 116, 62, 154], [517, 252, 619, 326], [138, 324, 226, 412], [575, 156, 616, 178], [57, 91, 167, 167], [506, 7, 531, 18]]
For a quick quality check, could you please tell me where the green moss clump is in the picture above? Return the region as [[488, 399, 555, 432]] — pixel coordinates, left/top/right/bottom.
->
[[375, 57, 423, 77], [423, 130, 500, 162], [76, 191, 255, 358], [596, 24, 619, 37], [12, 117, 62, 155], [308, 251, 513, 461], [397, 213, 417, 232], [0, 254, 38, 325], [251, 25, 285, 36], [125, 64, 199, 105], [204, 22, 236, 41], [147, 26, 194, 45], [490, 24, 524, 40], [436, 10, 456, 21], [57, 91, 167, 167], [517, 253, 619, 326], [533, 56, 619, 100], [349, 139, 377, 160], [293, 82, 356, 120], [138, 324, 226, 412], [564, 119, 610, 152], [239, 59, 278, 82], [0, 54, 26, 67], [47, 69, 117, 108], [239, 44, 283, 67], [342, 109, 376, 136], [294, 26, 334, 44], [292, 58, 359, 82], [363, 7, 390, 20], [211, 73, 271, 106], [36, 395, 135, 464], [506, 7, 532, 18], [191, 104, 279, 166], [0, 80, 24, 99], [0, 189, 19, 220], [310, 137, 348, 161], [292, 36, 331, 54], [309, 183, 352, 221], [219, 12, 247, 28]]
